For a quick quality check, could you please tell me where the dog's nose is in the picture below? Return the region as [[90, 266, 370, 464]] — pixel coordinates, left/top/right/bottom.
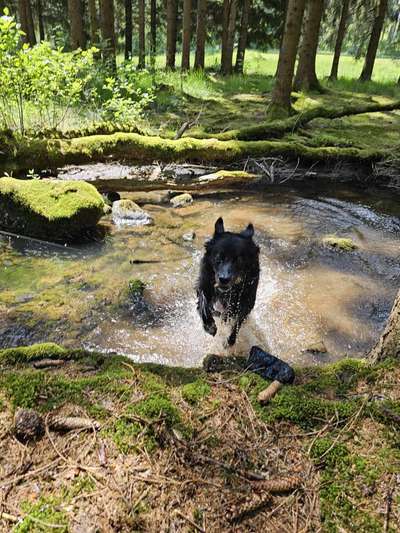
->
[[219, 276, 231, 285]]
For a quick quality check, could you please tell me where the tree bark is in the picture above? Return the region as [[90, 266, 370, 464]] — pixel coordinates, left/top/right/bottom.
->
[[37, 0, 45, 41], [329, 0, 350, 81], [294, 0, 324, 91], [18, 0, 36, 45], [181, 0, 192, 70], [221, 0, 237, 75], [194, 0, 207, 69], [138, 0, 146, 68], [100, 0, 116, 71], [359, 0, 388, 81], [150, 0, 157, 69], [124, 0, 132, 59], [88, 0, 99, 44], [68, 0, 86, 49], [234, 0, 251, 74], [368, 290, 400, 363], [221, 0, 230, 72], [166, 0, 177, 69], [270, 0, 306, 115]]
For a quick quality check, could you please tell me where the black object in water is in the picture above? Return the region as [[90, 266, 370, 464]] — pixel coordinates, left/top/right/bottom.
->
[[248, 346, 295, 384]]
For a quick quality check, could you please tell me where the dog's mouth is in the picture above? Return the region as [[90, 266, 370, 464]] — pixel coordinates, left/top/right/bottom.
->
[[216, 283, 232, 292]]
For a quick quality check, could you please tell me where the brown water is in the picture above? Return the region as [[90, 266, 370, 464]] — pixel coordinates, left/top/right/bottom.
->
[[1, 182, 399, 367]]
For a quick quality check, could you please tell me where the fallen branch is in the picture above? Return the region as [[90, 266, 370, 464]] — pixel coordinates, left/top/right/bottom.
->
[[0, 511, 19, 523], [205, 100, 400, 141], [33, 359, 66, 369]]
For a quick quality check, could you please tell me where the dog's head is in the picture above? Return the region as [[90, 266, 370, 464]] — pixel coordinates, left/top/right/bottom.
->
[[205, 217, 259, 291]]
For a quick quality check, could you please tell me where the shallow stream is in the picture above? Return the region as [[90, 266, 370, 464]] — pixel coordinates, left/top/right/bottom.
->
[[1, 182, 399, 367]]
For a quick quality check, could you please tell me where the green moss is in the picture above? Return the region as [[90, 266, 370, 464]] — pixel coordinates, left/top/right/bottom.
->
[[322, 235, 357, 251], [259, 386, 358, 428], [0, 342, 66, 364], [0, 177, 105, 242], [181, 380, 211, 404], [310, 437, 350, 467], [107, 393, 184, 453], [17, 497, 68, 533], [0, 130, 385, 175], [127, 278, 146, 297]]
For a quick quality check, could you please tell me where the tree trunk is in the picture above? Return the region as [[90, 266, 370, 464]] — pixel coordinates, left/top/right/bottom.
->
[[166, 0, 177, 69], [37, 0, 45, 41], [138, 0, 146, 68], [194, 0, 207, 69], [234, 0, 251, 74], [368, 290, 400, 363], [329, 0, 350, 81], [100, 0, 116, 70], [88, 0, 99, 44], [359, 0, 388, 81], [124, 0, 132, 60], [221, 0, 230, 71], [221, 0, 237, 75], [68, 0, 86, 49], [270, 0, 306, 115], [18, 0, 36, 45], [181, 0, 192, 70], [150, 0, 157, 69], [294, 0, 324, 91]]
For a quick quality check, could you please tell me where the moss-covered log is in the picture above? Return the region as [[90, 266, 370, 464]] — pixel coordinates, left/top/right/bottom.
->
[[0, 131, 386, 174], [193, 100, 400, 141]]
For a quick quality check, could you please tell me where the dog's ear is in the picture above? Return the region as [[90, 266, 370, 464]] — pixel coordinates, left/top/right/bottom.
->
[[214, 217, 225, 236], [241, 223, 254, 239]]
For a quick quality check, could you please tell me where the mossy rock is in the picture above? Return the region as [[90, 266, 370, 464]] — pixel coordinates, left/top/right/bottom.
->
[[0, 177, 105, 242], [322, 235, 357, 251]]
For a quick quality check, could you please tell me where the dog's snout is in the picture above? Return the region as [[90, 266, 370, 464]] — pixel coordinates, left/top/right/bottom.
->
[[218, 276, 231, 285]]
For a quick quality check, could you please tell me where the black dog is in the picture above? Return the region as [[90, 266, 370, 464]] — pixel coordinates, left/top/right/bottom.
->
[[197, 217, 260, 347]]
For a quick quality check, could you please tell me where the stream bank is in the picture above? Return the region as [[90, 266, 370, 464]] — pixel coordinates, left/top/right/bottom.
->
[[0, 343, 399, 532]]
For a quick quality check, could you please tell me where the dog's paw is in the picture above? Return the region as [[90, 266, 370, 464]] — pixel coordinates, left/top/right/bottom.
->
[[204, 321, 217, 336]]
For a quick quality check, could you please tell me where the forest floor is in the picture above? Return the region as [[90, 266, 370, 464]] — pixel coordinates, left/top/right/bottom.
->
[[0, 344, 399, 532]]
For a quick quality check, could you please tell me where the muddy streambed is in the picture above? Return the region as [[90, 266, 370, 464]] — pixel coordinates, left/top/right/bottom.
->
[[1, 182, 399, 367]]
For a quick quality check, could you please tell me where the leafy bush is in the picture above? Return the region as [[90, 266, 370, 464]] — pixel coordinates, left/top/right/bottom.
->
[[0, 10, 154, 133]]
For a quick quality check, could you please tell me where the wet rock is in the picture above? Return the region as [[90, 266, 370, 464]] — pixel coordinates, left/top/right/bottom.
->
[[163, 164, 215, 182], [182, 231, 196, 241], [196, 170, 258, 189], [170, 193, 193, 208], [122, 190, 171, 206], [103, 204, 112, 215], [14, 408, 45, 442], [322, 235, 357, 251], [112, 200, 153, 226], [0, 177, 105, 243], [303, 341, 327, 354]]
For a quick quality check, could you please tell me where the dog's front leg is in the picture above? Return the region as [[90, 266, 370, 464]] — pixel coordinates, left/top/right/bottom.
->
[[197, 290, 217, 336], [226, 318, 243, 347]]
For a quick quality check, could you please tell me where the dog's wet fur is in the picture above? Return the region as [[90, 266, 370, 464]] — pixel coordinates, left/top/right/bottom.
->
[[197, 217, 260, 348]]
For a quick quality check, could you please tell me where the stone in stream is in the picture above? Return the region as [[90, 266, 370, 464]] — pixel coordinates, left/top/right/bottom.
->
[[122, 190, 171, 206], [170, 193, 193, 208], [182, 231, 196, 241], [0, 177, 105, 242], [111, 199, 153, 226], [322, 235, 357, 251]]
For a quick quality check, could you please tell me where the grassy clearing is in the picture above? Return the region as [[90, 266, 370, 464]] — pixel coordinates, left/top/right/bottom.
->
[[0, 344, 399, 531]]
